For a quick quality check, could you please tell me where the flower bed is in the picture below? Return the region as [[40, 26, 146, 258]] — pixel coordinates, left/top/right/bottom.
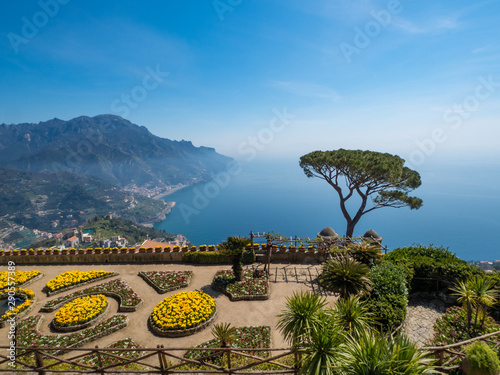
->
[[41, 279, 142, 312], [150, 291, 216, 337], [212, 270, 269, 301], [184, 326, 271, 360], [44, 270, 116, 295], [16, 314, 128, 355], [0, 270, 42, 289], [52, 294, 108, 332], [138, 271, 193, 294], [0, 288, 36, 327], [80, 338, 145, 367]]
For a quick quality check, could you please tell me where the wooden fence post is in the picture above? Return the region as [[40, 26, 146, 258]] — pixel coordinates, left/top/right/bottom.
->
[[227, 348, 232, 375], [158, 344, 169, 374], [95, 345, 105, 375], [34, 346, 46, 375]]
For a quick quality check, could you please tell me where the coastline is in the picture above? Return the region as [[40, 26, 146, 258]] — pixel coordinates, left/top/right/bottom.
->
[[152, 183, 190, 200]]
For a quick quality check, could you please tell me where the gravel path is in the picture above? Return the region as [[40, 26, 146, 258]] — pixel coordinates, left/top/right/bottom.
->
[[404, 297, 446, 346]]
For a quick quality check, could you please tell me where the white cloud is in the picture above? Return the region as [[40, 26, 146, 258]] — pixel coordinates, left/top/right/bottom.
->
[[270, 81, 341, 102]]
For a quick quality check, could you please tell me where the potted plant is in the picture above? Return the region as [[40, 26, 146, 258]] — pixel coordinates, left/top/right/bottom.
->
[[154, 246, 162, 253], [253, 244, 260, 251], [199, 244, 207, 251], [21, 249, 28, 256], [0, 250, 4, 256], [128, 247, 137, 253], [111, 247, 119, 254], [37, 249, 44, 255], [208, 245, 216, 251], [146, 247, 154, 253], [94, 247, 102, 254], [182, 245, 189, 252], [271, 245, 278, 253], [28, 248, 35, 255], [53, 249, 60, 255], [86, 248, 93, 254], [163, 246, 171, 252], [298, 245, 306, 252], [120, 247, 128, 253], [69, 248, 77, 254], [288, 245, 296, 252], [103, 247, 110, 254], [307, 246, 315, 254], [78, 248, 85, 254], [45, 248, 53, 255], [190, 246, 197, 252], [139, 247, 146, 253], [172, 246, 180, 252], [4, 250, 11, 256], [279, 245, 287, 252], [12, 250, 20, 256]]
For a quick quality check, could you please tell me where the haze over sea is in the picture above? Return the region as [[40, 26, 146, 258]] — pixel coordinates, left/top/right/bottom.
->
[[155, 158, 500, 261]]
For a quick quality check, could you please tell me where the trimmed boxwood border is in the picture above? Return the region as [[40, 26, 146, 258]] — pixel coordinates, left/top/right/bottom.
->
[[149, 301, 217, 337], [51, 301, 110, 332], [40, 279, 143, 313], [138, 271, 193, 294], [212, 282, 270, 301], [43, 272, 118, 296]]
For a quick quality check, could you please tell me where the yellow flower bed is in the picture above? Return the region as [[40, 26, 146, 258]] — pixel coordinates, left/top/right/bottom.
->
[[1, 288, 36, 322], [45, 270, 114, 292], [151, 291, 215, 330], [54, 294, 108, 327], [0, 270, 41, 289]]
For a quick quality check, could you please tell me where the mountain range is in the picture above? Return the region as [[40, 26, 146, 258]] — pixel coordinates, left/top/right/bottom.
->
[[0, 114, 231, 188]]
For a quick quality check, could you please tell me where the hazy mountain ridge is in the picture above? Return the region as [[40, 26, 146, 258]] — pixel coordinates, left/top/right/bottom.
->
[[0, 115, 231, 187], [0, 167, 169, 233]]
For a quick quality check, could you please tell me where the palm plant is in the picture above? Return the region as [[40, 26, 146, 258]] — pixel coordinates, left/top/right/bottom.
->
[[450, 278, 476, 329], [468, 275, 498, 328], [211, 322, 237, 348], [319, 254, 373, 299], [346, 240, 382, 266], [299, 325, 344, 375], [331, 295, 374, 338], [340, 330, 438, 374], [277, 291, 327, 347]]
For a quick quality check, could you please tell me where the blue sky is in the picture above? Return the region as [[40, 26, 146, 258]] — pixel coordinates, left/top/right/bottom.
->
[[1, 0, 500, 167]]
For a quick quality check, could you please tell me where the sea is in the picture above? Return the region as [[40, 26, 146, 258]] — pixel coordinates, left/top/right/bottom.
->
[[154, 158, 500, 261]]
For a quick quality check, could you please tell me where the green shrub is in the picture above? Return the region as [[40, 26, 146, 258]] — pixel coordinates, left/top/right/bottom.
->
[[432, 306, 500, 346], [464, 341, 500, 375], [366, 294, 407, 332], [370, 262, 409, 299], [386, 244, 458, 262], [182, 250, 255, 264]]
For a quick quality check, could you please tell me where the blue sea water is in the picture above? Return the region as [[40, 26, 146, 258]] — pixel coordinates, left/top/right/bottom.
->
[[154, 159, 500, 261]]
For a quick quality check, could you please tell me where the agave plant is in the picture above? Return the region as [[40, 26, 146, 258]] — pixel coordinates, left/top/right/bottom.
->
[[277, 291, 327, 347], [331, 295, 374, 339], [319, 254, 373, 299]]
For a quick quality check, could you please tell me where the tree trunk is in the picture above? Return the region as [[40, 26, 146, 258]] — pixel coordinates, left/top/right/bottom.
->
[[346, 221, 355, 239]]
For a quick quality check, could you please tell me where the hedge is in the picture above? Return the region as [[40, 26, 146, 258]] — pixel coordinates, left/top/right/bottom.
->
[[182, 250, 255, 264]]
